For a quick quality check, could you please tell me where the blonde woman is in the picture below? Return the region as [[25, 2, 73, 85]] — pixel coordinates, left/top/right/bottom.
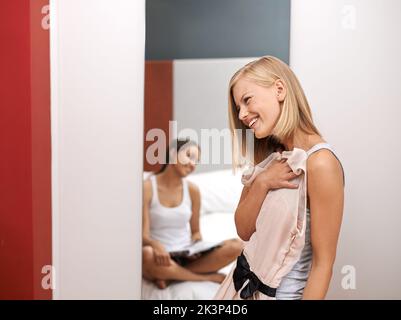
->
[[228, 56, 344, 299]]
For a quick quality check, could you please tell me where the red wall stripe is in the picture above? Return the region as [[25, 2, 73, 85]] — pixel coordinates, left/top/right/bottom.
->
[[30, 0, 52, 300], [0, 0, 51, 299], [144, 61, 173, 172]]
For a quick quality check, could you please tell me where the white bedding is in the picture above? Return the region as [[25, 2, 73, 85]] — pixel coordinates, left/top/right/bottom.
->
[[141, 279, 221, 300], [141, 212, 239, 300], [141, 169, 242, 300]]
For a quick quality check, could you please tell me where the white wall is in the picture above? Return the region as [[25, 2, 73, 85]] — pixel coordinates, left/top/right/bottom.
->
[[174, 58, 255, 172], [50, 0, 145, 299], [291, 0, 401, 299]]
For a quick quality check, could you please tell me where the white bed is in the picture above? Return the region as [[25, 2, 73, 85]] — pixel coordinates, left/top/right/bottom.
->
[[141, 169, 243, 300]]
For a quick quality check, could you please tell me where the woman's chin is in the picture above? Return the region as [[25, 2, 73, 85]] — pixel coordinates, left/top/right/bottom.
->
[[180, 169, 192, 177], [254, 129, 269, 139], [254, 130, 271, 139]]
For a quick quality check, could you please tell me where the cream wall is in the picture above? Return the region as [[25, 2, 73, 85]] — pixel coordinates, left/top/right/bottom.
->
[[291, 0, 401, 299], [50, 0, 145, 299]]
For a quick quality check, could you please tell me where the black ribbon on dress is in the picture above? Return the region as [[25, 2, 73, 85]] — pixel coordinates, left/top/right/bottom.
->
[[233, 252, 277, 299]]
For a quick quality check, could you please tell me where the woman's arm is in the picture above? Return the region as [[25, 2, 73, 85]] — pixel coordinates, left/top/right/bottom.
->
[[302, 150, 344, 300], [235, 180, 270, 241], [188, 181, 202, 242], [235, 159, 299, 241], [142, 179, 170, 266], [142, 179, 158, 247]]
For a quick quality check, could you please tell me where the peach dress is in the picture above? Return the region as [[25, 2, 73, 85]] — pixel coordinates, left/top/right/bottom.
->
[[214, 148, 308, 300]]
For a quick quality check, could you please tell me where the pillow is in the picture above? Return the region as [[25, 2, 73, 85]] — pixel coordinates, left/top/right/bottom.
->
[[187, 169, 243, 214], [143, 169, 244, 214]]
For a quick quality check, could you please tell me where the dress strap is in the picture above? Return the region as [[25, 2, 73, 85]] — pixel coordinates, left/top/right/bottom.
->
[[149, 175, 160, 205], [182, 178, 191, 204], [306, 143, 345, 185], [306, 142, 333, 157]]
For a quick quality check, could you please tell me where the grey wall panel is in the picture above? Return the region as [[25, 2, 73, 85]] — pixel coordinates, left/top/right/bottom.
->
[[146, 0, 290, 62]]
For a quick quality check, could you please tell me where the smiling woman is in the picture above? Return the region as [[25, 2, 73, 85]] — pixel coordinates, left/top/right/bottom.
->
[[229, 56, 322, 167], [216, 55, 345, 300], [233, 77, 283, 139], [142, 139, 243, 290]]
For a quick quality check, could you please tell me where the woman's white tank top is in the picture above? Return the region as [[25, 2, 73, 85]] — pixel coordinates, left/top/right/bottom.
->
[[148, 175, 193, 252]]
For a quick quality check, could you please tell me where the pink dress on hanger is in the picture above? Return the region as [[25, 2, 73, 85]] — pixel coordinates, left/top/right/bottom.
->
[[214, 148, 308, 300]]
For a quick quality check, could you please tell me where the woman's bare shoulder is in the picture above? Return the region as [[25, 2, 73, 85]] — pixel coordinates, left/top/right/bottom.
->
[[143, 177, 153, 200], [187, 180, 200, 198], [307, 149, 344, 187], [307, 149, 342, 171]]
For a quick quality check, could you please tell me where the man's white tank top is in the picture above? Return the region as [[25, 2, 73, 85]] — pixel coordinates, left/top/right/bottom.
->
[[148, 175, 193, 252]]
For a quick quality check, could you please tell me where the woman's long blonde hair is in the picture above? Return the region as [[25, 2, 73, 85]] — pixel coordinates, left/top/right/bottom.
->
[[228, 56, 321, 168]]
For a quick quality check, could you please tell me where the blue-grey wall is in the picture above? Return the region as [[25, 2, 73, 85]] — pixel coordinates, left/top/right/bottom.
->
[[146, 0, 290, 63]]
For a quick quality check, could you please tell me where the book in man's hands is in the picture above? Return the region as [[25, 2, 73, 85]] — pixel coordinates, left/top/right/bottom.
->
[[168, 240, 224, 258]]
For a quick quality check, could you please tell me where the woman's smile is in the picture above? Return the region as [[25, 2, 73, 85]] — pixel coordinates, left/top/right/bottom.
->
[[248, 117, 259, 129]]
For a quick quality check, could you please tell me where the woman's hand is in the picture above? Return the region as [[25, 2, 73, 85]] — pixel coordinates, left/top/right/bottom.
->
[[191, 232, 202, 243], [152, 242, 171, 266], [187, 253, 202, 261], [255, 158, 299, 190], [235, 158, 300, 241]]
